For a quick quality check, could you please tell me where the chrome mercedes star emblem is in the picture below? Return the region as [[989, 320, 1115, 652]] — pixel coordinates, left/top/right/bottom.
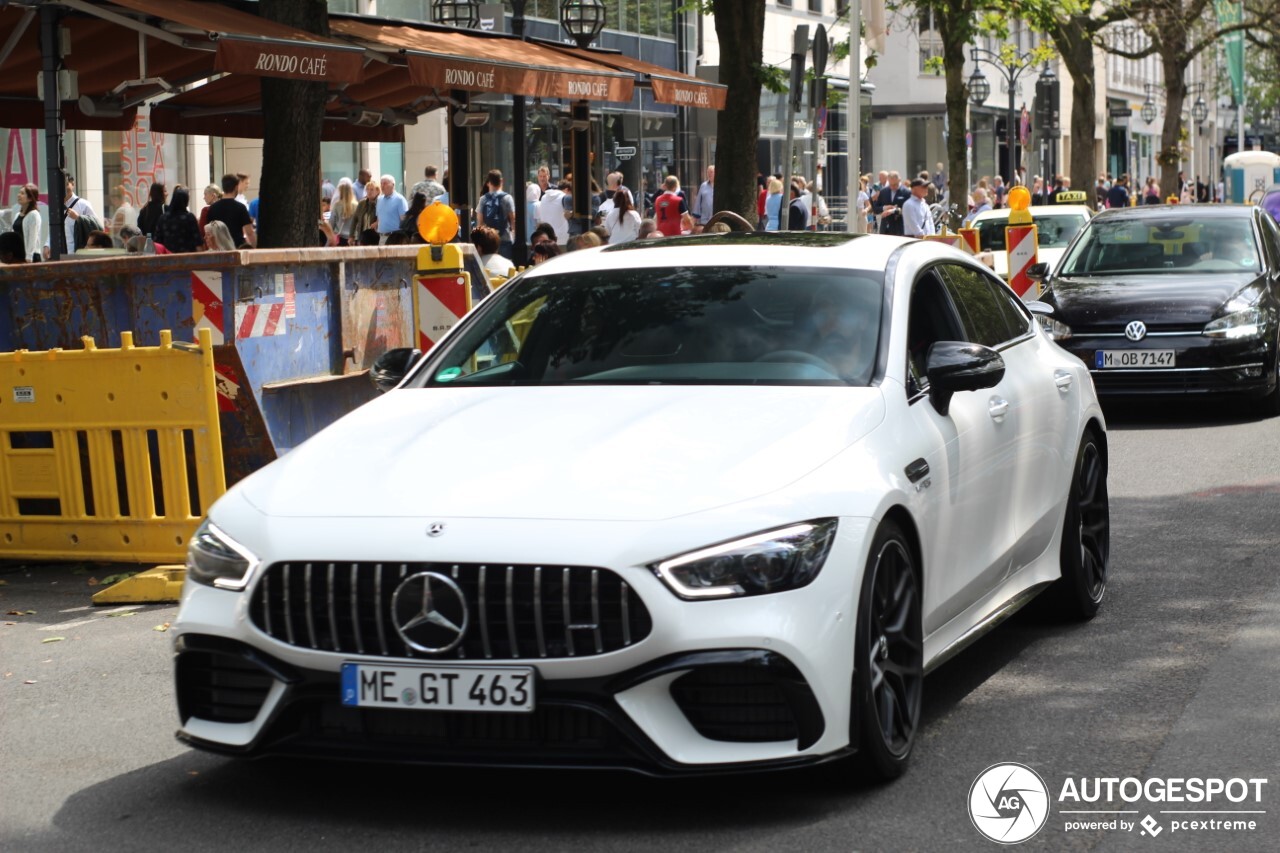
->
[[391, 572, 469, 653], [427, 522, 446, 538], [1125, 320, 1148, 342]]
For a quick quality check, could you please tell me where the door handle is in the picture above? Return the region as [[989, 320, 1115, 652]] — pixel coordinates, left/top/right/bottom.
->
[[988, 397, 1010, 421], [1054, 369, 1074, 391]]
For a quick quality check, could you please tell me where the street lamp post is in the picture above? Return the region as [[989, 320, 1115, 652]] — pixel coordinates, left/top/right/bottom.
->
[[512, 0, 529, 265], [560, 0, 606, 238], [435, 0, 481, 240], [969, 47, 1038, 187]]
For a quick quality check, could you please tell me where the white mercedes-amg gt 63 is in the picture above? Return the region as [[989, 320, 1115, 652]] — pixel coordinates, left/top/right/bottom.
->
[[174, 231, 1109, 779]]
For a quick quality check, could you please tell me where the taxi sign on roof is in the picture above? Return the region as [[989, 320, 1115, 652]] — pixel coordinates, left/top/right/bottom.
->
[[1055, 190, 1089, 203]]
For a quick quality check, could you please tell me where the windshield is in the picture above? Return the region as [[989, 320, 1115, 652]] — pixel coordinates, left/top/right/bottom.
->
[[1057, 216, 1262, 276], [412, 266, 885, 387], [975, 212, 1087, 251]]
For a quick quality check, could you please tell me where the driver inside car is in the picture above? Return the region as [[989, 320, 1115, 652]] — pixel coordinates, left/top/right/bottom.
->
[[807, 285, 878, 384]]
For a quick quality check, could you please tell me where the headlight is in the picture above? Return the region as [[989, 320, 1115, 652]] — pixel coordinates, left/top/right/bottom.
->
[[651, 519, 838, 600], [187, 520, 258, 590], [1203, 308, 1265, 340], [1038, 315, 1072, 341]]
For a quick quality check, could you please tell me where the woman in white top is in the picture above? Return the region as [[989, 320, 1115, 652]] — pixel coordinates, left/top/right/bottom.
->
[[108, 185, 138, 240], [604, 189, 641, 244], [14, 183, 43, 262]]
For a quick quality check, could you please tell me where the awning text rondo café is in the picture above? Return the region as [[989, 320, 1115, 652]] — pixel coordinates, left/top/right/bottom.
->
[[214, 38, 367, 84]]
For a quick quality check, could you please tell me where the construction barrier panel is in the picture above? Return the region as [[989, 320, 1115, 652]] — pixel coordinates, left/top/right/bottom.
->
[[413, 243, 475, 353], [0, 328, 225, 563], [1006, 224, 1040, 298]]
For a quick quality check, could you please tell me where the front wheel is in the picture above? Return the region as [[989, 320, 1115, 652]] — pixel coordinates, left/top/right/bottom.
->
[[851, 521, 923, 781], [1050, 430, 1110, 620]]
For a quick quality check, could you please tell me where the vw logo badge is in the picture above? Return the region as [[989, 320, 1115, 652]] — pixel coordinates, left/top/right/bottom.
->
[[391, 572, 469, 654], [427, 522, 446, 538], [1125, 320, 1147, 342]]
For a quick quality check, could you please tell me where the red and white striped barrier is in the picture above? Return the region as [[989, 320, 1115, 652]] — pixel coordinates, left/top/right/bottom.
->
[[191, 271, 225, 345], [1006, 223, 1040, 298], [235, 303, 288, 339], [417, 274, 470, 352]]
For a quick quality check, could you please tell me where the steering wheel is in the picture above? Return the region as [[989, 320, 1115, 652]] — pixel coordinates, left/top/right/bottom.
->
[[755, 349, 840, 375]]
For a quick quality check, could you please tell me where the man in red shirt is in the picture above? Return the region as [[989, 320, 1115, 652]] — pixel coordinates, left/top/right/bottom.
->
[[654, 176, 693, 236]]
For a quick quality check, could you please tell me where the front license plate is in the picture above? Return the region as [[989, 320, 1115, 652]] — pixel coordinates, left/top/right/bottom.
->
[[341, 663, 535, 713], [1094, 349, 1176, 368]]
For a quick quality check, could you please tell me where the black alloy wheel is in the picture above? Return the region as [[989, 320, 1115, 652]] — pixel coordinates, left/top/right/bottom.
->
[[852, 521, 923, 781], [1052, 430, 1110, 619]]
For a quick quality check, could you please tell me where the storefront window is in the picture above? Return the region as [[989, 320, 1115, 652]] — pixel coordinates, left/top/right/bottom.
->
[[380, 142, 405, 189], [379, 0, 431, 21], [321, 142, 359, 189], [100, 107, 183, 223]]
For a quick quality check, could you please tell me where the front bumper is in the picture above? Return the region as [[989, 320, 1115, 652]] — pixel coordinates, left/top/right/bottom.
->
[[1060, 332, 1276, 397], [172, 516, 871, 775], [175, 635, 847, 776]]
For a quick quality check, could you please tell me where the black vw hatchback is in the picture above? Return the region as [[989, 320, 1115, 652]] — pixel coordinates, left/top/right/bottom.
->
[[1036, 205, 1280, 415]]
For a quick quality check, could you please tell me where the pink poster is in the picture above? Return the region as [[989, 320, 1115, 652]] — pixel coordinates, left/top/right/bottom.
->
[[2, 128, 48, 206], [118, 109, 171, 207]]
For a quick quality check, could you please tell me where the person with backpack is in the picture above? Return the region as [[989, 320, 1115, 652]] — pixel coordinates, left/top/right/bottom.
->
[[477, 169, 516, 259], [63, 176, 102, 254]]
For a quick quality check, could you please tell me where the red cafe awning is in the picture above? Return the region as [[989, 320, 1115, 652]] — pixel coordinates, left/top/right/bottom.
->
[[149, 74, 425, 142], [332, 19, 635, 103], [551, 47, 727, 110], [104, 0, 370, 84]]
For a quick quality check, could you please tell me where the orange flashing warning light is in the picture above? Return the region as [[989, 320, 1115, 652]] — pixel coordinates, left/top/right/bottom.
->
[[418, 202, 460, 245], [1007, 186, 1032, 225]]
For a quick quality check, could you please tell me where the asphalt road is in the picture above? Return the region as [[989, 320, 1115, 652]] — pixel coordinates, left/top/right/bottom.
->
[[1, 398, 1277, 852]]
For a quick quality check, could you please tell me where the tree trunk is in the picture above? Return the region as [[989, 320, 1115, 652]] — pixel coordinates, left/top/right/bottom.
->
[[712, 0, 765, 224], [1056, 18, 1097, 194], [1159, 41, 1187, 200], [942, 16, 969, 229], [256, 0, 329, 249]]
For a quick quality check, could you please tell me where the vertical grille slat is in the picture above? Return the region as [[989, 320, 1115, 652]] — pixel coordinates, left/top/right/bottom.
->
[[505, 567, 519, 659], [250, 562, 650, 661], [591, 569, 603, 655], [282, 563, 296, 646], [374, 563, 388, 655], [478, 565, 492, 659], [534, 566, 547, 658], [350, 563, 364, 655], [326, 563, 338, 651], [562, 567, 575, 657], [304, 563, 318, 650]]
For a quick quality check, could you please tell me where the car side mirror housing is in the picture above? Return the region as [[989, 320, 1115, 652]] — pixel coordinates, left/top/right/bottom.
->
[[925, 341, 1006, 417], [1024, 300, 1055, 315], [1026, 261, 1051, 282], [370, 347, 422, 394]]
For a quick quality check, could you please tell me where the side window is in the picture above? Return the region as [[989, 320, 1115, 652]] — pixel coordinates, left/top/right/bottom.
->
[[938, 263, 1017, 347], [906, 270, 967, 392], [984, 270, 1033, 339]]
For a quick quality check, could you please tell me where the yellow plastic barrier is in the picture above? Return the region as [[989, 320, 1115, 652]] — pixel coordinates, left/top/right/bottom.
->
[[0, 328, 225, 564]]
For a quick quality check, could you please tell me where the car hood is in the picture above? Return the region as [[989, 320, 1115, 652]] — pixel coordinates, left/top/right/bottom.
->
[[1046, 272, 1263, 326], [237, 385, 886, 521]]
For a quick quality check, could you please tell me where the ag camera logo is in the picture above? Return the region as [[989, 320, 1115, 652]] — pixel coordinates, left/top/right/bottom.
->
[[969, 763, 1051, 844]]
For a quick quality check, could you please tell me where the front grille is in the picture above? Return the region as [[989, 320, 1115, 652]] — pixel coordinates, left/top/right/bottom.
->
[[248, 562, 652, 660], [176, 648, 274, 724], [313, 702, 615, 750], [669, 666, 799, 742]]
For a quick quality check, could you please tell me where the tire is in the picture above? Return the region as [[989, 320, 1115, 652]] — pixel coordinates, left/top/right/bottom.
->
[[1050, 430, 1110, 620], [851, 520, 923, 782]]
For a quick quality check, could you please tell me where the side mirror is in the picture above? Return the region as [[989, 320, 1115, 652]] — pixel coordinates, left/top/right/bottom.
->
[[925, 341, 1005, 416], [370, 347, 421, 394], [1026, 261, 1051, 282], [1024, 300, 1054, 315]]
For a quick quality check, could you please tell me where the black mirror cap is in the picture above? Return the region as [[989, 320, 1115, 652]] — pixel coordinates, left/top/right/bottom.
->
[[370, 347, 421, 394], [1026, 261, 1051, 282], [925, 341, 1006, 416]]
